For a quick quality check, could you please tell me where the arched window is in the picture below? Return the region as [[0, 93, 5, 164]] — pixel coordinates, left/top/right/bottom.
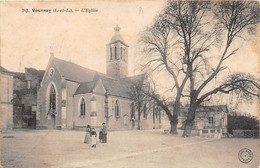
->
[[120, 47, 123, 60], [143, 104, 147, 119], [80, 98, 86, 116], [124, 48, 127, 61], [115, 100, 120, 117], [49, 84, 56, 111], [110, 47, 112, 60], [115, 46, 117, 59]]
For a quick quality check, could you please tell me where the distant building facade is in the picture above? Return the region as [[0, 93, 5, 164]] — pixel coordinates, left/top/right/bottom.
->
[[1, 67, 44, 129], [36, 26, 164, 130], [1, 68, 14, 131], [179, 105, 228, 133]]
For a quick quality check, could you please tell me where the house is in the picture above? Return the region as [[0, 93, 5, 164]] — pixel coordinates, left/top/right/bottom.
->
[[1, 66, 45, 129], [179, 105, 228, 133], [36, 26, 163, 130], [1, 67, 14, 131]]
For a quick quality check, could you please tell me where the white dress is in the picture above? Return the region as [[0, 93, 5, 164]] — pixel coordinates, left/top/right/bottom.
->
[[91, 134, 97, 146]]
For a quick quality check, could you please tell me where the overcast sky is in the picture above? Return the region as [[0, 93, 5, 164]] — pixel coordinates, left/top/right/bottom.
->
[[1, 1, 259, 116]]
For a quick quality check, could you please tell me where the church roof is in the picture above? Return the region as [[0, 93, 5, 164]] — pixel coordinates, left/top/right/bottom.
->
[[75, 73, 145, 99], [52, 57, 106, 83], [50, 57, 145, 99]]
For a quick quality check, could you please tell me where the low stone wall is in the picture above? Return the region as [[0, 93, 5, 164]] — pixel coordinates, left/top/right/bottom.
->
[[233, 130, 259, 138], [198, 128, 222, 139]]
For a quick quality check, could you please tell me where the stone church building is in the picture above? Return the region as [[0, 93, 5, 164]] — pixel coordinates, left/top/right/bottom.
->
[[36, 26, 165, 130]]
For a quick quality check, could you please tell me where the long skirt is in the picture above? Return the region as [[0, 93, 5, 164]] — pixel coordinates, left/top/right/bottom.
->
[[84, 132, 91, 144], [91, 136, 97, 146]]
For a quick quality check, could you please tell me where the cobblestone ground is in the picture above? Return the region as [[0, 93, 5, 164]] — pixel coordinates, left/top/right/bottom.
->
[[1, 129, 259, 168]]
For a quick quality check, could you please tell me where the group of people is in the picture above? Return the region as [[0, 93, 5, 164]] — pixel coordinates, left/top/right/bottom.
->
[[84, 123, 107, 148]]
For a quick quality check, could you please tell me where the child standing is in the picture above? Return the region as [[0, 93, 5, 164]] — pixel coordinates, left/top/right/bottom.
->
[[91, 128, 97, 148], [99, 128, 103, 143]]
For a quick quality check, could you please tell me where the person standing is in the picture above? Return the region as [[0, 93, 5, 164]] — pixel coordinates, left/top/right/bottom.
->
[[101, 123, 107, 143], [84, 125, 91, 144], [91, 128, 97, 148], [99, 128, 103, 143]]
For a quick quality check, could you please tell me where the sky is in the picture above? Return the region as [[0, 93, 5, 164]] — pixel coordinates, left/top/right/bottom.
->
[[1, 1, 259, 116]]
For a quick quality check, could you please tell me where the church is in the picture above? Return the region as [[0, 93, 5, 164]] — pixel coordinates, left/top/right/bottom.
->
[[36, 26, 166, 130]]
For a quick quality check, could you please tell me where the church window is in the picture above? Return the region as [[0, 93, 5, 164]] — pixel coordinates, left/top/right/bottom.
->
[[91, 96, 96, 112], [110, 48, 112, 60], [124, 48, 126, 61], [143, 104, 147, 119], [115, 100, 120, 117], [115, 47, 117, 59], [49, 84, 56, 111], [208, 117, 213, 125], [27, 80, 31, 89], [80, 98, 86, 116], [49, 68, 55, 77], [121, 47, 123, 60]]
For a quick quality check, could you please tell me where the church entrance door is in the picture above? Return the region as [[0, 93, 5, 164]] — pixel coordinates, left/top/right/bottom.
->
[[51, 114, 56, 129]]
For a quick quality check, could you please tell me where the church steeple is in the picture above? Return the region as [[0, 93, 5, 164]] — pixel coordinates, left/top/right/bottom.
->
[[114, 24, 120, 32], [106, 25, 129, 79]]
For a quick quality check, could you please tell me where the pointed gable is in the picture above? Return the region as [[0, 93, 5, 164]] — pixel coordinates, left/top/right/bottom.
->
[[93, 79, 106, 94]]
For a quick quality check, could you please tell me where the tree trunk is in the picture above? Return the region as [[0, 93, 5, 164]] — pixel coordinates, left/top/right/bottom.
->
[[183, 63, 197, 137], [182, 120, 193, 137], [137, 103, 141, 130], [153, 105, 155, 129], [170, 120, 178, 134], [159, 108, 161, 129], [183, 103, 197, 137]]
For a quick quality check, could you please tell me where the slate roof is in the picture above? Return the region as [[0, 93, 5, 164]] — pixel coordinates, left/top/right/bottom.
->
[[1, 66, 26, 80], [180, 105, 228, 116], [25, 68, 45, 80], [75, 73, 145, 99], [51, 57, 145, 98], [196, 105, 228, 113], [52, 57, 107, 83]]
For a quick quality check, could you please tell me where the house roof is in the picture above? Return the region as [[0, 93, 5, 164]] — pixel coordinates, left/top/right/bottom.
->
[[75, 73, 145, 99], [180, 105, 228, 115], [1, 66, 26, 80], [196, 105, 228, 113], [25, 68, 45, 80]]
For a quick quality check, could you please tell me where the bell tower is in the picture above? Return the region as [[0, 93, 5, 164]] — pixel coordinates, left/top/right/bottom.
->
[[106, 25, 129, 79]]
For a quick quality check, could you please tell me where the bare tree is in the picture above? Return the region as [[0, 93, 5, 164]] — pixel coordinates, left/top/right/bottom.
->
[[127, 76, 149, 130], [139, 1, 260, 137], [163, 1, 260, 137], [139, 13, 189, 134]]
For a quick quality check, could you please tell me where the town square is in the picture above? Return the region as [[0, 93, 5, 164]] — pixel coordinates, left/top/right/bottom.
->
[[1, 1, 259, 168]]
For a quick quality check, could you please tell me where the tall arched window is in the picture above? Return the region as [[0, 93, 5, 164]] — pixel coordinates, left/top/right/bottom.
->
[[49, 84, 56, 111], [80, 98, 86, 116], [143, 104, 147, 119], [110, 47, 113, 60], [120, 47, 123, 60], [115, 100, 120, 117], [115, 46, 117, 59]]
